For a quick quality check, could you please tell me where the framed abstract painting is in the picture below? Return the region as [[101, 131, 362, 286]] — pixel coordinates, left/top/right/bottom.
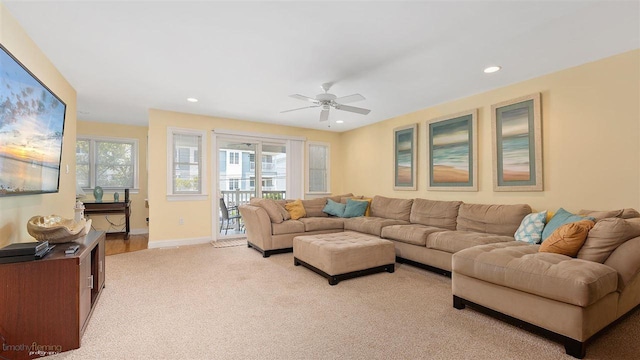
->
[[491, 93, 543, 191], [393, 124, 417, 190], [426, 110, 477, 191]]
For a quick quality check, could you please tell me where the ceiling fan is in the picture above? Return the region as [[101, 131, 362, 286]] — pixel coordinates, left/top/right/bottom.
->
[[281, 83, 371, 122]]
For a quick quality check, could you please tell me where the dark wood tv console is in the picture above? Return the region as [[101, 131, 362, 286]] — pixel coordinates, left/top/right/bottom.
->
[[0, 231, 105, 360]]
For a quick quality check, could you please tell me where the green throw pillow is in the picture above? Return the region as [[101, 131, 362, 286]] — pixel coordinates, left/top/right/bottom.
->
[[342, 199, 369, 218], [542, 208, 595, 241], [323, 199, 346, 217]]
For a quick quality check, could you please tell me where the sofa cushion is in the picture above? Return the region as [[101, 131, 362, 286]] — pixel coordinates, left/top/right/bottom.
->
[[542, 208, 595, 241], [577, 218, 640, 263], [250, 198, 285, 224], [453, 242, 618, 307], [343, 199, 369, 218], [577, 209, 624, 221], [409, 198, 461, 230], [514, 211, 547, 244], [539, 220, 595, 257], [327, 193, 354, 203], [271, 220, 305, 235], [456, 203, 531, 236], [427, 231, 514, 253], [285, 200, 306, 220], [302, 198, 329, 217], [299, 217, 344, 232], [323, 199, 346, 217], [381, 224, 447, 246], [275, 200, 291, 221], [621, 208, 640, 219], [343, 217, 409, 237], [370, 196, 413, 221]]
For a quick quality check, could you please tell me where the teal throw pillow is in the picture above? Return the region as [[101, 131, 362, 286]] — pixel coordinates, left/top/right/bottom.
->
[[343, 199, 369, 218], [323, 199, 346, 217], [542, 208, 595, 241], [514, 211, 547, 244]]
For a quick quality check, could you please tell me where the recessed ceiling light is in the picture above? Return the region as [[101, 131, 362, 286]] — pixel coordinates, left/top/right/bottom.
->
[[186, 97, 198, 103], [483, 66, 501, 74], [335, 120, 344, 124]]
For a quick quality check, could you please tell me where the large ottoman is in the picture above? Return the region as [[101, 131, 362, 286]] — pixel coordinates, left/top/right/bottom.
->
[[293, 231, 395, 285]]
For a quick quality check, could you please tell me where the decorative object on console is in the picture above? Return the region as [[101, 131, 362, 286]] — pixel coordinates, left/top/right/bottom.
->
[[393, 124, 417, 190], [74, 201, 85, 222], [27, 215, 92, 244], [491, 93, 543, 191], [426, 110, 478, 191], [0, 44, 67, 197], [114, 192, 119, 202], [93, 185, 103, 202]]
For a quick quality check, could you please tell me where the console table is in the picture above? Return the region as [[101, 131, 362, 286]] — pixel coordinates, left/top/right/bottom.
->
[[0, 231, 105, 359], [84, 200, 131, 239]]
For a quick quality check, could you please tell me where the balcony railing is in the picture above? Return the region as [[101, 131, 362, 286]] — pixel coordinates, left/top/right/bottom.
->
[[220, 189, 286, 207]]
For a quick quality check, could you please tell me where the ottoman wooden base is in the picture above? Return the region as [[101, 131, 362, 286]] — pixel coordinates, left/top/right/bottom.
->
[[293, 231, 396, 285], [294, 257, 394, 285]]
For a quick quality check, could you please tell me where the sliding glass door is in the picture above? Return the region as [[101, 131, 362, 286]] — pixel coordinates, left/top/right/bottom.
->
[[216, 137, 287, 239]]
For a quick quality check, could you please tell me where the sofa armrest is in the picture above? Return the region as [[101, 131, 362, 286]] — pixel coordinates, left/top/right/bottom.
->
[[239, 205, 273, 250], [604, 236, 640, 290]]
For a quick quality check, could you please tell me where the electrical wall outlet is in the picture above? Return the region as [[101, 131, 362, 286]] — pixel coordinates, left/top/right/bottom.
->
[[178, 217, 184, 225]]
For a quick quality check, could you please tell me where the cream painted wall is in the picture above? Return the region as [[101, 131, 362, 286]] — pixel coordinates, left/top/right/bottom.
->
[[76, 120, 149, 233], [0, 4, 77, 247], [342, 49, 640, 212], [147, 109, 343, 243]]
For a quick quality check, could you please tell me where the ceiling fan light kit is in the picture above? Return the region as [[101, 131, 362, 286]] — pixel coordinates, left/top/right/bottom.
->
[[281, 83, 371, 123]]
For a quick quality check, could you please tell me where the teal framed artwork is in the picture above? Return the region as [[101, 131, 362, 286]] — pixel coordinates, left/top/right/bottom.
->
[[426, 110, 478, 191], [393, 124, 417, 190], [491, 93, 543, 191]]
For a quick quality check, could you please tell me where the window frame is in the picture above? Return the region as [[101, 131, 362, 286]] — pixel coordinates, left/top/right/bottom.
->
[[305, 141, 331, 195], [76, 135, 139, 192], [167, 127, 208, 201]]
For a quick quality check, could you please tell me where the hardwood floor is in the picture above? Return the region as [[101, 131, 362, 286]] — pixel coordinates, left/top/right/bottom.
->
[[105, 232, 148, 256]]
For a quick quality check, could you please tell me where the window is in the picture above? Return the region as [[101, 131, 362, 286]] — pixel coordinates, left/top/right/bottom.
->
[[228, 178, 239, 190], [306, 142, 330, 194], [229, 152, 239, 165], [167, 128, 207, 199], [76, 136, 138, 190]]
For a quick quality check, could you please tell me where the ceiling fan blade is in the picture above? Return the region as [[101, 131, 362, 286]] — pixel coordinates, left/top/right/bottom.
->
[[289, 94, 318, 103], [280, 105, 319, 113], [334, 104, 371, 115], [334, 94, 365, 104], [319, 109, 329, 122]]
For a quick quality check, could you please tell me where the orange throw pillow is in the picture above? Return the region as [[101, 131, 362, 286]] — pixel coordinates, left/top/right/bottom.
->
[[539, 220, 595, 257]]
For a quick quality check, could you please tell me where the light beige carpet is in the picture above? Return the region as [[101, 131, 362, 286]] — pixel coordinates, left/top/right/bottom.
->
[[50, 244, 640, 359]]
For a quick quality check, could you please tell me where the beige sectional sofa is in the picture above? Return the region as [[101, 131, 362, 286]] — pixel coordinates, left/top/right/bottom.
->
[[452, 216, 640, 358], [240, 195, 531, 273], [240, 194, 640, 358]]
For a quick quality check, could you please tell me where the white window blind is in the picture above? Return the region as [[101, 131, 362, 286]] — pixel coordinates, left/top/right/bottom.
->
[[306, 142, 330, 194], [172, 132, 202, 194]]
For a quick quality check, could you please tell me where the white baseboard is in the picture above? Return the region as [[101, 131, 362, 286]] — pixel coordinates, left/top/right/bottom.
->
[[147, 236, 212, 249], [130, 228, 149, 235]]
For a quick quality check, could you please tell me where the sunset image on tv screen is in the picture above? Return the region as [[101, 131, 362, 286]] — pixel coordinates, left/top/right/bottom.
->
[[0, 45, 66, 196]]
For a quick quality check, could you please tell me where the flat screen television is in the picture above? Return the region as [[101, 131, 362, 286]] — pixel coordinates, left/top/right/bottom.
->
[[0, 43, 67, 197]]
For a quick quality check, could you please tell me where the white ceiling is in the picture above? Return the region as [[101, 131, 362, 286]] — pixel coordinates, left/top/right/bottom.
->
[[4, 1, 639, 132]]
